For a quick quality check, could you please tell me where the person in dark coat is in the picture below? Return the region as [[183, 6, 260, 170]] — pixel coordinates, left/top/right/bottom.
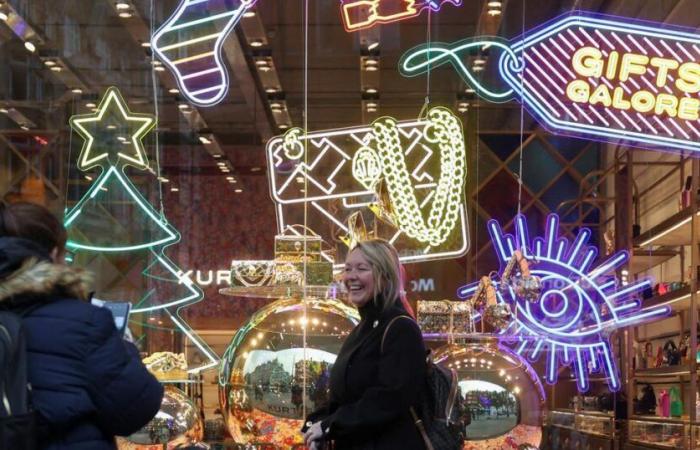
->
[[0, 202, 164, 450], [303, 239, 427, 450]]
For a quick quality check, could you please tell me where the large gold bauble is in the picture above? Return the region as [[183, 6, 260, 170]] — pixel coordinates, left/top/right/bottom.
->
[[116, 386, 203, 449], [218, 297, 360, 448], [434, 336, 545, 450]]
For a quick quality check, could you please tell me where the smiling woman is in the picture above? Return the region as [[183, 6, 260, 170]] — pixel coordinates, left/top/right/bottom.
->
[[302, 239, 427, 450]]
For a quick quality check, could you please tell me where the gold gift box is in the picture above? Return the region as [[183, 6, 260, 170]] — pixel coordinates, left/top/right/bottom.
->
[[274, 261, 333, 286], [416, 300, 474, 335], [274, 226, 323, 262]]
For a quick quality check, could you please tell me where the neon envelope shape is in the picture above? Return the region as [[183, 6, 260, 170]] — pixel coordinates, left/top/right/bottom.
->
[[266, 107, 469, 267]]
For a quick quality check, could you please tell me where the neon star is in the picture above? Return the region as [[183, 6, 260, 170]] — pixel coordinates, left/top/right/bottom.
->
[[69, 86, 155, 171]]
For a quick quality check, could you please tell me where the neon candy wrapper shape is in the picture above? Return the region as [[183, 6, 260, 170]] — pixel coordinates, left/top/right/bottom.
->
[[265, 107, 469, 267], [340, 0, 462, 32], [152, 0, 258, 106], [458, 214, 670, 392], [400, 12, 700, 154]]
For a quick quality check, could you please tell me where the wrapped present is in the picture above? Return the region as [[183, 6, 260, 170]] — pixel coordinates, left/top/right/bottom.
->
[[274, 261, 333, 286], [143, 352, 188, 381], [275, 225, 323, 262], [230, 260, 276, 287], [417, 300, 474, 335]]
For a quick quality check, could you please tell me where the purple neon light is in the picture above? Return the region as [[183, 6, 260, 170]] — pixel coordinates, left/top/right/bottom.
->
[[496, 12, 700, 154], [458, 214, 670, 392]]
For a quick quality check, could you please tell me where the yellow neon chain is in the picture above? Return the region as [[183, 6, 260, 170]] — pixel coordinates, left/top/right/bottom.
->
[[370, 107, 466, 246]]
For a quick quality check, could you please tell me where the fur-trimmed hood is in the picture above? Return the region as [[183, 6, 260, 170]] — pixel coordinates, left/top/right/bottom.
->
[[0, 258, 93, 305]]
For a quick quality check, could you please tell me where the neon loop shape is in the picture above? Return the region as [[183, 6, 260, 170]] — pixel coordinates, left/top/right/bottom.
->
[[399, 39, 524, 103]]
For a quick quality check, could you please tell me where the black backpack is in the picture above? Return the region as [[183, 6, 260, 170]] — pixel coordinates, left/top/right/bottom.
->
[[0, 310, 37, 450], [382, 316, 469, 450]]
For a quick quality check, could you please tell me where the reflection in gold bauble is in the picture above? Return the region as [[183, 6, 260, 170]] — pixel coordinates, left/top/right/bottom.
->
[[434, 336, 544, 449], [116, 386, 203, 449], [218, 297, 360, 448]]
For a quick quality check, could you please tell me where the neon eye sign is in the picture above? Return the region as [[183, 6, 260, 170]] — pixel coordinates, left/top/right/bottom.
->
[[152, 0, 258, 107], [401, 12, 700, 154], [340, 0, 462, 32], [266, 107, 469, 267], [458, 214, 669, 392]]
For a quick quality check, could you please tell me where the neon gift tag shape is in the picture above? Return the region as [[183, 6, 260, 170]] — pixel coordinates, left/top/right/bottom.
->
[[458, 214, 669, 393], [340, 0, 462, 32], [266, 106, 468, 267], [401, 12, 700, 154], [152, 0, 258, 107]]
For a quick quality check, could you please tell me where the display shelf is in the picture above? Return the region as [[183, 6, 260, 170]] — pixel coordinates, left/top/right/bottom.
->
[[630, 249, 679, 275], [575, 411, 614, 438], [634, 365, 692, 378], [634, 207, 700, 247], [219, 284, 345, 299], [549, 410, 575, 430], [628, 417, 689, 449]]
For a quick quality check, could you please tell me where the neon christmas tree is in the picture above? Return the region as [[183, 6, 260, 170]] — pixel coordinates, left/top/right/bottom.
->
[[64, 87, 218, 372]]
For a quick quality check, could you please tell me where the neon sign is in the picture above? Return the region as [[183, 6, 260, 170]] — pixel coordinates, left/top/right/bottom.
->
[[152, 0, 258, 107], [266, 106, 468, 267], [64, 87, 218, 373], [458, 214, 669, 392], [340, 0, 462, 32], [400, 12, 700, 154]]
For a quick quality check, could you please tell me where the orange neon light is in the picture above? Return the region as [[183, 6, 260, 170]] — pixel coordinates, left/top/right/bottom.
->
[[340, 0, 462, 32]]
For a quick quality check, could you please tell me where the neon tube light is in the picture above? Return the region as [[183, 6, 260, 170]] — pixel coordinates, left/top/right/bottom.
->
[[340, 0, 462, 32], [458, 213, 669, 392], [401, 12, 700, 154], [152, 0, 258, 107]]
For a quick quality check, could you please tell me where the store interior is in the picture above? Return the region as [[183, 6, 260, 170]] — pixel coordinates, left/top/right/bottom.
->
[[2, 0, 700, 449]]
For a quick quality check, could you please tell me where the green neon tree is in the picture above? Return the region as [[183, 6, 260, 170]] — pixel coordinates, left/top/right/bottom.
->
[[64, 87, 218, 373]]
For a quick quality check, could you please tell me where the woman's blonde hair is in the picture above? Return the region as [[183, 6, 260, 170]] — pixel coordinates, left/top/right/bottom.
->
[[349, 239, 403, 311]]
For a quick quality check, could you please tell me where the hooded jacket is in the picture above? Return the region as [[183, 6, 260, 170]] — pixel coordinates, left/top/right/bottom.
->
[[0, 237, 164, 450]]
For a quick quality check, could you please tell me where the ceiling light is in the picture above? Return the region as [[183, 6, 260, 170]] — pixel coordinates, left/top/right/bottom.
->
[[243, 10, 256, 18], [154, 66, 165, 71], [151, 60, 162, 66], [141, 41, 151, 48], [0, 12, 8, 22], [365, 87, 377, 94], [115, 1, 130, 9], [366, 107, 377, 113], [465, 88, 475, 93], [364, 65, 378, 72], [50, 66, 62, 72], [270, 102, 283, 109], [487, 8, 501, 16], [71, 88, 83, 94], [487, 1, 502, 7], [199, 136, 212, 145], [234, 189, 243, 193], [20, 125, 29, 131], [250, 39, 264, 48], [86, 102, 96, 108], [265, 87, 278, 93], [226, 176, 234, 181], [250, 167, 261, 172], [364, 58, 378, 66], [367, 41, 379, 51], [44, 60, 56, 67], [0, 108, 7, 114], [85, 175, 93, 181], [158, 177, 170, 183], [473, 58, 486, 65], [366, 102, 378, 108], [178, 103, 189, 110], [118, 11, 132, 18], [168, 88, 179, 94], [24, 41, 36, 53], [255, 59, 268, 67], [170, 187, 179, 192], [117, 136, 127, 142], [279, 124, 289, 129], [212, 154, 222, 158], [472, 65, 484, 72]]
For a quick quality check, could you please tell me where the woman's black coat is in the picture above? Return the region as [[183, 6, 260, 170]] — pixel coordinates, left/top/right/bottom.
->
[[306, 300, 427, 450]]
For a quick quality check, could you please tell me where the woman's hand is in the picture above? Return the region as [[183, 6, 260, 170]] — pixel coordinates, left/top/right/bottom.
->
[[303, 421, 324, 448]]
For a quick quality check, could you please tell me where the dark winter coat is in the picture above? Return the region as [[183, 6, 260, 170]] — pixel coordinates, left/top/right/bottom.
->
[[305, 300, 427, 450], [0, 237, 164, 450]]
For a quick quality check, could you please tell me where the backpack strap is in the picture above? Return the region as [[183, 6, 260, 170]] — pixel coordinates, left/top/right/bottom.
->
[[380, 315, 414, 354], [410, 406, 435, 450]]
